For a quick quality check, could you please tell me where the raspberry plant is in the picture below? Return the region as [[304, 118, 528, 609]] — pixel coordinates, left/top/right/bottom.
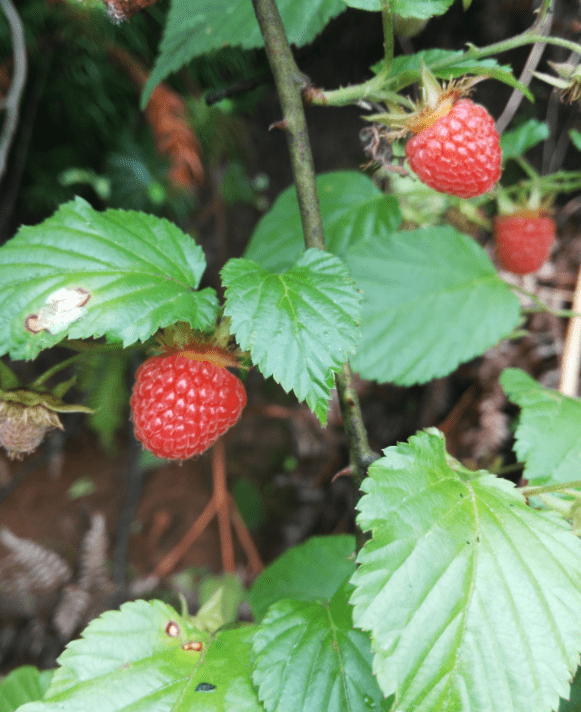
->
[[3, 1, 581, 712]]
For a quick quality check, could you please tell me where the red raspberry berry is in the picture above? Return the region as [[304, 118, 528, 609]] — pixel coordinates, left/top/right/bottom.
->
[[130, 352, 246, 460], [405, 99, 501, 198], [494, 211, 556, 275]]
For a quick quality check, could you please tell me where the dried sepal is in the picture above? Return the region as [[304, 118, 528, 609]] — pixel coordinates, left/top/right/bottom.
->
[[533, 61, 581, 104], [0, 389, 92, 459]]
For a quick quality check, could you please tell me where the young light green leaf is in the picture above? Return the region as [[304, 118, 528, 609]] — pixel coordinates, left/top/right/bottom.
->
[[253, 582, 388, 712], [0, 666, 52, 712], [351, 429, 581, 712], [222, 249, 362, 425], [347, 226, 521, 385], [248, 534, 356, 622], [77, 353, 130, 453], [0, 197, 218, 360], [390, 0, 454, 18], [18, 600, 261, 712], [500, 119, 550, 162], [569, 129, 581, 152], [142, 0, 347, 106], [374, 49, 529, 99], [244, 171, 401, 272], [500, 367, 581, 486]]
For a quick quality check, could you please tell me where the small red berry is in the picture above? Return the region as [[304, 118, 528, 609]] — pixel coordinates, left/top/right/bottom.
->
[[130, 352, 246, 460], [405, 99, 501, 198], [494, 211, 556, 275]]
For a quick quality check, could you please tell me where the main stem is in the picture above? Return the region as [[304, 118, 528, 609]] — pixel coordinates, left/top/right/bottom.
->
[[251, 0, 377, 487]]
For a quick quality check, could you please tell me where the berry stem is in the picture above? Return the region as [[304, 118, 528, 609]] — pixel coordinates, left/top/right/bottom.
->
[[520, 479, 581, 498], [213, 438, 236, 573], [559, 262, 581, 397], [378, 0, 394, 79], [251, 0, 379, 489]]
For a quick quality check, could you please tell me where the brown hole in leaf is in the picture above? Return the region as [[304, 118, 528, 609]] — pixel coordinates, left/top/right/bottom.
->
[[182, 641, 203, 651], [24, 315, 42, 333], [165, 621, 180, 637]]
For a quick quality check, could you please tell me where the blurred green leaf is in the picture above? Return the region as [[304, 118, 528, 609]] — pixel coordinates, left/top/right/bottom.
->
[[249, 534, 356, 622], [244, 171, 401, 272], [0, 666, 52, 712], [143, 0, 347, 106], [500, 119, 550, 162], [348, 226, 521, 385], [500, 368, 581, 486]]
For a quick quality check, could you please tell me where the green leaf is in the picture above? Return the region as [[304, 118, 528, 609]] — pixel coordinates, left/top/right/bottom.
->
[[376, 49, 529, 98], [142, 0, 347, 106], [248, 534, 356, 622], [0, 666, 52, 712], [222, 249, 362, 425], [253, 582, 387, 712], [500, 367, 581, 486], [351, 428, 581, 712], [500, 119, 550, 162], [0, 198, 218, 360], [18, 600, 261, 712], [77, 352, 130, 453], [569, 129, 581, 152], [347, 226, 521, 385], [243, 171, 401, 272], [560, 665, 581, 711]]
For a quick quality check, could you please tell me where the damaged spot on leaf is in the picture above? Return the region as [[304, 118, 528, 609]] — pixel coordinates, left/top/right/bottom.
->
[[182, 641, 203, 651], [24, 287, 91, 335], [195, 683, 216, 692], [165, 621, 180, 637]]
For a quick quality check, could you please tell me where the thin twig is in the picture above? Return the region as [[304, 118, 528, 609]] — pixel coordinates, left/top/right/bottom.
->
[[559, 262, 581, 396], [495, 0, 553, 135], [0, 0, 27, 180], [250, 0, 378, 487]]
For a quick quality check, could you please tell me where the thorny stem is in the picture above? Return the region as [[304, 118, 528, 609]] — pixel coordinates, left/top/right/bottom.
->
[[309, 0, 581, 108], [378, 0, 394, 79], [559, 262, 581, 397], [521, 479, 581, 497], [0, 0, 27, 181], [511, 284, 581, 319], [251, 0, 378, 488]]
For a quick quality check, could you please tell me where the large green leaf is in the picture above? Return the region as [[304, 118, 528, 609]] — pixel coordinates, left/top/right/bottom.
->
[[385, 49, 526, 96], [222, 249, 361, 425], [243, 171, 401, 272], [500, 119, 550, 162], [142, 0, 347, 106], [347, 226, 521, 385], [350, 429, 581, 712], [253, 582, 388, 712], [248, 534, 356, 622], [18, 600, 261, 712], [0, 667, 52, 712], [500, 367, 581, 486], [0, 198, 218, 360], [345, 0, 454, 16]]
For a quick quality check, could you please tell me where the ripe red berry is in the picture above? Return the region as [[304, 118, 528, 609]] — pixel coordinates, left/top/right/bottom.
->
[[494, 211, 556, 275], [405, 99, 501, 198], [130, 352, 246, 460]]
